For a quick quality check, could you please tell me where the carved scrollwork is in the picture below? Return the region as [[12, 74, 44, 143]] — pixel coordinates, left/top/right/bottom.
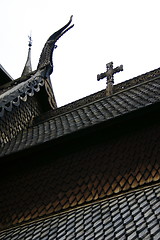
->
[[0, 75, 44, 118]]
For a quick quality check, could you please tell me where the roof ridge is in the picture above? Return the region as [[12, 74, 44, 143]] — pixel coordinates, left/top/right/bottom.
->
[[33, 68, 160, 125], [54, 67, 160, 114], [114, 66, 160, 93]]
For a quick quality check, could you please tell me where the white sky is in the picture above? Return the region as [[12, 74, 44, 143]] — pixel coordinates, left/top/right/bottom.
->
[[1, 0, 160, 106]]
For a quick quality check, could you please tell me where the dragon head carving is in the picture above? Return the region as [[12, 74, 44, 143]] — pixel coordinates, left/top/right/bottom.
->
[[37, 16, 74, 78]]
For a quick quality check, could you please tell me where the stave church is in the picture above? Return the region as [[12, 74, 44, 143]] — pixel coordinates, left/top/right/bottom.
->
[[0, 16, 159, 239]]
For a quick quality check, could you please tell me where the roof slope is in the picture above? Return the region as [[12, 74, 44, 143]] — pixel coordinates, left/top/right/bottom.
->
[[0, 184, 159, 240], [1, 73, 160, 157], [0, 64, 13, 86], [1, 120, 159, 227]]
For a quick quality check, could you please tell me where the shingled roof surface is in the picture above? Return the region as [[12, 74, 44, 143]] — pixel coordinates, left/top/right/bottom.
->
[[0, 184, 159, 240], [0, 67, 160, 239], [1, 73, 160, 157], [0, 117, 160, 228]]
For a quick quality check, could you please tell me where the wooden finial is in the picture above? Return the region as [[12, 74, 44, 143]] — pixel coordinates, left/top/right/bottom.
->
[[28, 35, 32, 48], [21, 35, 32, 77]]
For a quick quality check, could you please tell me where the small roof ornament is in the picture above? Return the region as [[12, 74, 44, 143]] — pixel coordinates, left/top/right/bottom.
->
[[97, 62, 123, 96], [21, 35, 33, 77], [28, 35, 32, 48]]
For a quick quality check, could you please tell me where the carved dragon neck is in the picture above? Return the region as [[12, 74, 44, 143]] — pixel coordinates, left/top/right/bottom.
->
[[37, 16, 74, 78]]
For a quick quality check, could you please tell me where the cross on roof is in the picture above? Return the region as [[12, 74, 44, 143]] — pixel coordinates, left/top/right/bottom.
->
[[97, 62, 123, 96]]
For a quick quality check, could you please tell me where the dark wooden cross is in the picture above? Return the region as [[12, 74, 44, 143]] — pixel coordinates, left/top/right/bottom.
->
[[97, 62, 123, 96]]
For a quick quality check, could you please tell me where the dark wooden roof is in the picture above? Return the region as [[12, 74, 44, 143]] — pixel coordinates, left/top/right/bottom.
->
[[1, 119, 160, 228], [0, 185, 159, 240], [0, 64, 13, 86], [1, 69, 160, 157], [0, 66, 160, 238]]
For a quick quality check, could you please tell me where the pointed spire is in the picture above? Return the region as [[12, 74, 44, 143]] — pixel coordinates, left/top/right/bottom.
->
[[21, 36, 32, 77]]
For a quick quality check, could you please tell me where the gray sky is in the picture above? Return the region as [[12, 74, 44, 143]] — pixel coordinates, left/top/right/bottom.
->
[[1, 0, 160, 106]]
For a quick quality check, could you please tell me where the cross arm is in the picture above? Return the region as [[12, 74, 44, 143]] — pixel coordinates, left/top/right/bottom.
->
[[97, 72, 106, 81], [113, 65, 123, 75]]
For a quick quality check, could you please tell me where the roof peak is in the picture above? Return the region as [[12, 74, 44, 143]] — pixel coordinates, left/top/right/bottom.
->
[[21, 36, 32, 77]]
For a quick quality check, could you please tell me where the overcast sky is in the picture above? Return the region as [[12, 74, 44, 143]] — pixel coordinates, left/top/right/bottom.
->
[[1, 0, 160, 106]]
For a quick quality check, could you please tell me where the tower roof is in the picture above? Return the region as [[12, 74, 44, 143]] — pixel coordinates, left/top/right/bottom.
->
[[21, 36, 32, 77]]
